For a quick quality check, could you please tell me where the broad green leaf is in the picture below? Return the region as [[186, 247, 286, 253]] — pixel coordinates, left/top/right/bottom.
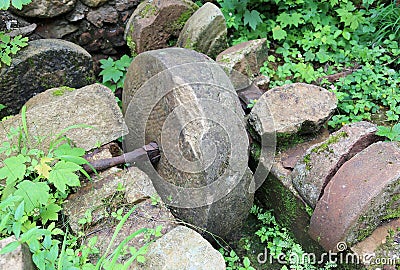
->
[[53, 143, 85, 158], [0, 155, 28, 185], [41, 203, 62, 224], [243, 9, 262, 31], [34, 157, 53, 179], [0, 0, 11, 10], [0, 241, 20, 254], [15, 180, 50, 213], [100, 67, 123, 84], [48, 161, 81, 193], [0, 104, 5, 111], [276, 12, 291, 28], [11, 0, 31, 9], [272, 26, 287, 41]]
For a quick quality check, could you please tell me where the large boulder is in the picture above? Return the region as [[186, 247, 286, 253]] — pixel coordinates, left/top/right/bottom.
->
[[124, 0, 198, 55], [292, 121, 381, 208], [0, 83, 128, 162], [130, 226, 226, 270], [0, 39, 95, 119], [11, 0, 77, 18], [249, 83, 337, 142], [309, 141, 400, 251], [177, 2, 227, 58], [122, 47, 253, 240]]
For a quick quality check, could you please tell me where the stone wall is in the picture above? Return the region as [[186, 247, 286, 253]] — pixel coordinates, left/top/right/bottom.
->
[[1, 0, 141, 73]]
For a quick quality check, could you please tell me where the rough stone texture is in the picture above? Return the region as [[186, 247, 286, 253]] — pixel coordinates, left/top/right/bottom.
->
[[253, 132, 329, 255], [0, 236, 34, 270], [309, 141, 400, 251], [64, 167, 177, 264], [216, 38, 268, 78], [64, 167, 161, 232], [81, 0, 109, 7], [35, 19, 79, 38], [11, 0, 77, 18], [124, 0, 198, 54], [0, 39, 95, 119], [351, 218, 400, 269], [122, 47, 253, 240], [130, 226, 226, 270], [177, 2, 227, 59], [249, 83, 337, 141], [87, 6, 118, 28], [292, 121, 381, 208], [0, 84, 128, 161]]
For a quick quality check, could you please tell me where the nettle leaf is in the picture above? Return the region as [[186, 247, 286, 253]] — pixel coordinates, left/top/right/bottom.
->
[[0, 0, 11, 10], [115, 55, 132, 71], [11, 0, 31, 9], [272, 26, 287, 41], [41, 203, 62, 224], [14, 180, 50, 214], [243, 9, 262, 31], [48, 161, 81, 193], [34, 157, 53, 179], [0, 154, 29, 186], [100, 67, 123, 84]]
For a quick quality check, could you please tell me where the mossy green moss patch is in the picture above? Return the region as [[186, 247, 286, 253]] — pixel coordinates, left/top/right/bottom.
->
[[52, 86, 75, 97]]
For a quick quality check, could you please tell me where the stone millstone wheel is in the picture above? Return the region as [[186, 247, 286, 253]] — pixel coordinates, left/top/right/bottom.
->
[[122, 47, 253, 240]]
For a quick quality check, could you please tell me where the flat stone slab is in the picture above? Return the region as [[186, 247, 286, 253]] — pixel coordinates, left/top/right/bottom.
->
[[0, 39, 94, 119], [124, 0, 197, 54], [309, 141, 400, 251], [292, 121, 380, 208], [130, 226, 226, 270], [216, 38, 268, 78], [248, 83, 337, 140], [177, 2, 227, 58], [0, 84, 128, 161], [123, 47, 252, 240]]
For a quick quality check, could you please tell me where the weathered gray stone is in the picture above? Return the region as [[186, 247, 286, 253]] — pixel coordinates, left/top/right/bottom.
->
[[123, 47, 252, 240], [0, 236, 34, 270], [0, 39, 95, 119], [11, 0, 77, 18], [253, 132, 329, 255], [63, 166, 160, 232], [87, 6, 118, 28], [35, 19, 79, 38], [177, 2, 227, 59], [216, 38, 268, 78], [124, 0, 198, 54], [249, 83, 337, 141], [0, 84, 128, 161], [309, 141, 400, 251], [130, 226, 226, 270], [81, 0, 109, 7], [292, 121, 381, 208]]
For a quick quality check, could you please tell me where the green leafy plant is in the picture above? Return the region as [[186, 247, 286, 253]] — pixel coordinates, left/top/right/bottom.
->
[[0, 32, 28, 68], [0, 106, 160, 269], [99, 55, 133, 107], [0, 0, 32, 10], [0, 0, 31, 68], [219, 0, 400, 129], [376, 122, 400, 141], [247, 99, 257, 109]]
